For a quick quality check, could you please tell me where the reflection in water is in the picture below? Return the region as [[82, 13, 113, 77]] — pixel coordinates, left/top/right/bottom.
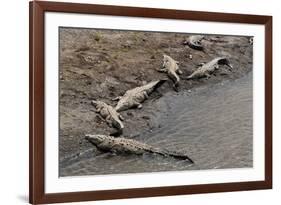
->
[[60, 73, 253, 176]]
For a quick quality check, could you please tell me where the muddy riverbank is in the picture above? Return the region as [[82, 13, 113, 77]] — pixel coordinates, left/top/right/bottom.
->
[[59, 28, 253, 176]]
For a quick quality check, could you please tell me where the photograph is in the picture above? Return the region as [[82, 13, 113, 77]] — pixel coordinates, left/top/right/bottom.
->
[[58, 27, 253, 177], [29, 1, 272, 203]]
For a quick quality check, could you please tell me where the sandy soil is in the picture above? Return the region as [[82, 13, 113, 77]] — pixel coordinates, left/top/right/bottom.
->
[[59, 27, 253, 166]]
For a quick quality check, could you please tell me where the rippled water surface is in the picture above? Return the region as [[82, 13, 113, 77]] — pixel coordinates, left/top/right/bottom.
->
[[60, 73, 253, 176]]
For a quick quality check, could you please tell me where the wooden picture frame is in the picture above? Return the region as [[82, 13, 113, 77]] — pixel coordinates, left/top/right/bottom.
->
[[29, 1, 272, 204]]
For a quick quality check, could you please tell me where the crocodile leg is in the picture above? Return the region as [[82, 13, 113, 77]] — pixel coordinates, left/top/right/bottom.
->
[[156, 68, 167, 72], [197, 62, 205, 67], [176, 69, 183, 75], [205, 73, 211, 79], [136, 103, 142, 109], [144, 92, 149, 99], [118, 114, 124, 121], [112, 96, 121, 101], [105, 116, 112, 125]]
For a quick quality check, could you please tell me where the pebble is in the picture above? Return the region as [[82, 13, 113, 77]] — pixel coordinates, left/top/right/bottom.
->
[[127, 112, 133, 116], [142, 116, 150, 120]]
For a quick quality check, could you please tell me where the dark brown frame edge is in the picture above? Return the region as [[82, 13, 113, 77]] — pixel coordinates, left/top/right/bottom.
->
[[29, 1, 272, 204]]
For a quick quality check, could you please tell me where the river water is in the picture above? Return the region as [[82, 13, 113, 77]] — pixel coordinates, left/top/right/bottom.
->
[[60, 73, 253, 176]]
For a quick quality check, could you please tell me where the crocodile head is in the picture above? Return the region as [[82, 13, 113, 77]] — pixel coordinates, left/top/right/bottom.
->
[[191, 35, 204, 45], [91, 100, 106, 110], [85, 134, 107, 145], [162, 54, 179, 70], [91, 100, 103, 107], [162, 54, 172, 69]]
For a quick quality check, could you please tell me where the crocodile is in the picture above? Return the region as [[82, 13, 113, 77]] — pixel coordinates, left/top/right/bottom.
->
[[91, 100, 124, 134], [157, 54, 183, 90], [183, 35, 205, 50], [249, 37, 253, 45], [186, 57, 233, 79], [85, 134, 194, 163], [113, 79, 166, 112]]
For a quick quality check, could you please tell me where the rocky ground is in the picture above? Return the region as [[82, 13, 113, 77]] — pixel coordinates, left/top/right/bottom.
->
[[59, 27, 253, 168]]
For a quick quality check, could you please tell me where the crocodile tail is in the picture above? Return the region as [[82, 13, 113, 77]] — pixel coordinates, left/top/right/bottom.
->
[[146, 79, 167, 94], [187, 42, 204, 51], [168, 71, 180, 85], [152, 149, 194, 163], [112, 120, 124, 132], [167, 152, 194, 163], [117, 120, 124, 129], [109, 121, 123, 137], [185, 76, 192, 80], [154, 79, 167, 90]]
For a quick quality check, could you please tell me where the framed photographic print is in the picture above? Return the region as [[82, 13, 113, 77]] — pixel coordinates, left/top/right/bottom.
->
[[29, 1, 272, 204]]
